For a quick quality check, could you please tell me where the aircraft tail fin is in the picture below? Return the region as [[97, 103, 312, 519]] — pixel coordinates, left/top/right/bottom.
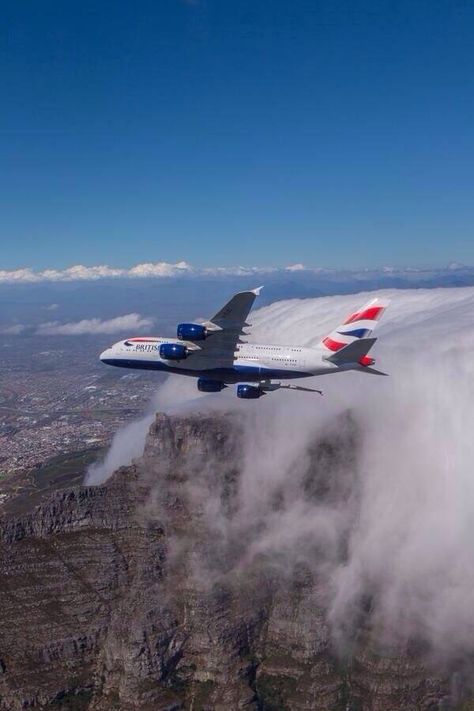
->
[[320, 297, 389, 355]]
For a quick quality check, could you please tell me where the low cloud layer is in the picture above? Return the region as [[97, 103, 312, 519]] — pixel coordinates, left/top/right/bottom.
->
[[86, 286, 474, 659], [0, 261, 193, 283], [0, 261, 273, 283], [36, 313, 153, 335], [0, 324, 26, 335], [1, 260, 472, 284]]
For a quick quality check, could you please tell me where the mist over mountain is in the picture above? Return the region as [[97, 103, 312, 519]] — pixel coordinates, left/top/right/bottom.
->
[[88, 285, 474, 659]]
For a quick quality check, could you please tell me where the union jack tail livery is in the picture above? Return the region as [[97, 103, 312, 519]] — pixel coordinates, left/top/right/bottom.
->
[[321, 297, 389, 369]]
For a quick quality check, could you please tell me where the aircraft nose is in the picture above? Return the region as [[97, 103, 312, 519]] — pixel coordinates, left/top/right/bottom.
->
[[100, 348, 112, 362]]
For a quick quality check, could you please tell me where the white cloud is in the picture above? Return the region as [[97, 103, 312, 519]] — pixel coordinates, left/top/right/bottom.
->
[[285, 263, 306, 271], [200, 265, 279, 276], [0, 324, 26, 334], [0, 268, 39, 283], [0, 260, 472, 284], [0, 261, 306, 283], [36, 313, 153, 335], [0, 262, 194, 283], [247, 287, 474, 656], [127, 261, 192, 278]]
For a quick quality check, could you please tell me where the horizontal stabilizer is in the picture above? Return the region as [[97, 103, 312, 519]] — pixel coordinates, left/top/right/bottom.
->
[[326, 337, 377, 365], [359, 365, 389, 376]]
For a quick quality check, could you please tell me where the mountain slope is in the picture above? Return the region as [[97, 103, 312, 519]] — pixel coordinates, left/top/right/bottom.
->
[[0, 411, 463, 710]]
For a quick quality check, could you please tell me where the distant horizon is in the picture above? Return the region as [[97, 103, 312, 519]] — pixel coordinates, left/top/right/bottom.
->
[[0, 258, 473, 285]]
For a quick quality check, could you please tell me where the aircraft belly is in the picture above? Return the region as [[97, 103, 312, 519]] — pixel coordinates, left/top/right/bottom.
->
[[101, 357, 310, 383]]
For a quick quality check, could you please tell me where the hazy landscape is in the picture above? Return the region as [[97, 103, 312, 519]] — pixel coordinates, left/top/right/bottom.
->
[[1, 273, 474, 709]]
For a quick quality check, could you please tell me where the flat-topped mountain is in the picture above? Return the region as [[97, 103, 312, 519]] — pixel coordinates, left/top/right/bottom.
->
[[0, 412, 469, 710]]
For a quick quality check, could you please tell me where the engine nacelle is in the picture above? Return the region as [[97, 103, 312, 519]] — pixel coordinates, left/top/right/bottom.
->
[[237, 384, 265, 399], [159, 343, 188, 360], [177, 323, 207, 341], [197, 378, 226, 393]]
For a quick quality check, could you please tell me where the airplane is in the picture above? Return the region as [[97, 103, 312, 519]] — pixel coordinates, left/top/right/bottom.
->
[[99, 288, 389, 398]]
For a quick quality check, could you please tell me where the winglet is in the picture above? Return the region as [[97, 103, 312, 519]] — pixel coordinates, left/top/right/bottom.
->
[[251, 286, 264, 295]]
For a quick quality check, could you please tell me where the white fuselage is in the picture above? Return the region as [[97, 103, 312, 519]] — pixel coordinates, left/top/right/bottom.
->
[[100, 337, 344, 383]]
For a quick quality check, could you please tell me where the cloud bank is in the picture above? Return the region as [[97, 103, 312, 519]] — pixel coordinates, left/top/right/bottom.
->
[[0, 261, 193, 283], [36, 313, 153, 335], [1, 260, 472, 284], [0, 261, 278, 283], [86, 286, 474, 659], [0, 324, 26, 335]]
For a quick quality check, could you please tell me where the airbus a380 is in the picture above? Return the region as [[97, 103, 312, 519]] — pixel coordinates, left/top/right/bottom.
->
[[100, 288, 389, 398]]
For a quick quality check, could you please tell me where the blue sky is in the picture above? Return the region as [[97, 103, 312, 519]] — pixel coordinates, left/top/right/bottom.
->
[[1, 0, 473, 270]]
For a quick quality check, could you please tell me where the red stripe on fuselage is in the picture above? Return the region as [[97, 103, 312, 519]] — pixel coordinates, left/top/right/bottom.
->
[[322, 336, 346, 351], [344, 306, 384, 324]]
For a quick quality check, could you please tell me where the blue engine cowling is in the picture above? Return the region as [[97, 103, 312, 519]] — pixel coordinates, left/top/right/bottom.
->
[[237, 384, 265, 399], [177, 323, 207, 341], [197, 378, 226, 393], [159, 343, 188, 360]]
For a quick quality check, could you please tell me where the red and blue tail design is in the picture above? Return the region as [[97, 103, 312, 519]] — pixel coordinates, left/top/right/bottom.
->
[[321, 297, 389, 357]]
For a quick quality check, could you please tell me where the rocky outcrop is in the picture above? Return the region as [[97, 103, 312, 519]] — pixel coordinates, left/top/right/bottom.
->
[[0, 412, 468, 710]]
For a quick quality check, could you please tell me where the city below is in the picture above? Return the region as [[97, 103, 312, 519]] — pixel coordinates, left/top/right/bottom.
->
[[0, 334, 158, 502]]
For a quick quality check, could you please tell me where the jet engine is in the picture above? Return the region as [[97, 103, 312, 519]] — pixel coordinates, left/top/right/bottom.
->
[[237, 383, 265, 399], [159, 343, 188, 360], [197, 378, 226, 393], [177, 323, 207, 341]]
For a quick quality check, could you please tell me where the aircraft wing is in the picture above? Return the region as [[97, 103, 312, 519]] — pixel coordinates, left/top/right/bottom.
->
[[190, 287, 263, 366]]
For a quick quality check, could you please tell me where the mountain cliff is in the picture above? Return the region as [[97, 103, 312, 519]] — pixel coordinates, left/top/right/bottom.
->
[[0, 412, 469, 710]]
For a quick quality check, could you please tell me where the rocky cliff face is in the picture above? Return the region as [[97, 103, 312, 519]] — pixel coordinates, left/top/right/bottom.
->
[[0, 412, 469, 710]]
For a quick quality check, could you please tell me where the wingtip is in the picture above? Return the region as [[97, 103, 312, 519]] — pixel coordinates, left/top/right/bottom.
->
[[252, 285, 264, 295], [371, 296, 391, 308]]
